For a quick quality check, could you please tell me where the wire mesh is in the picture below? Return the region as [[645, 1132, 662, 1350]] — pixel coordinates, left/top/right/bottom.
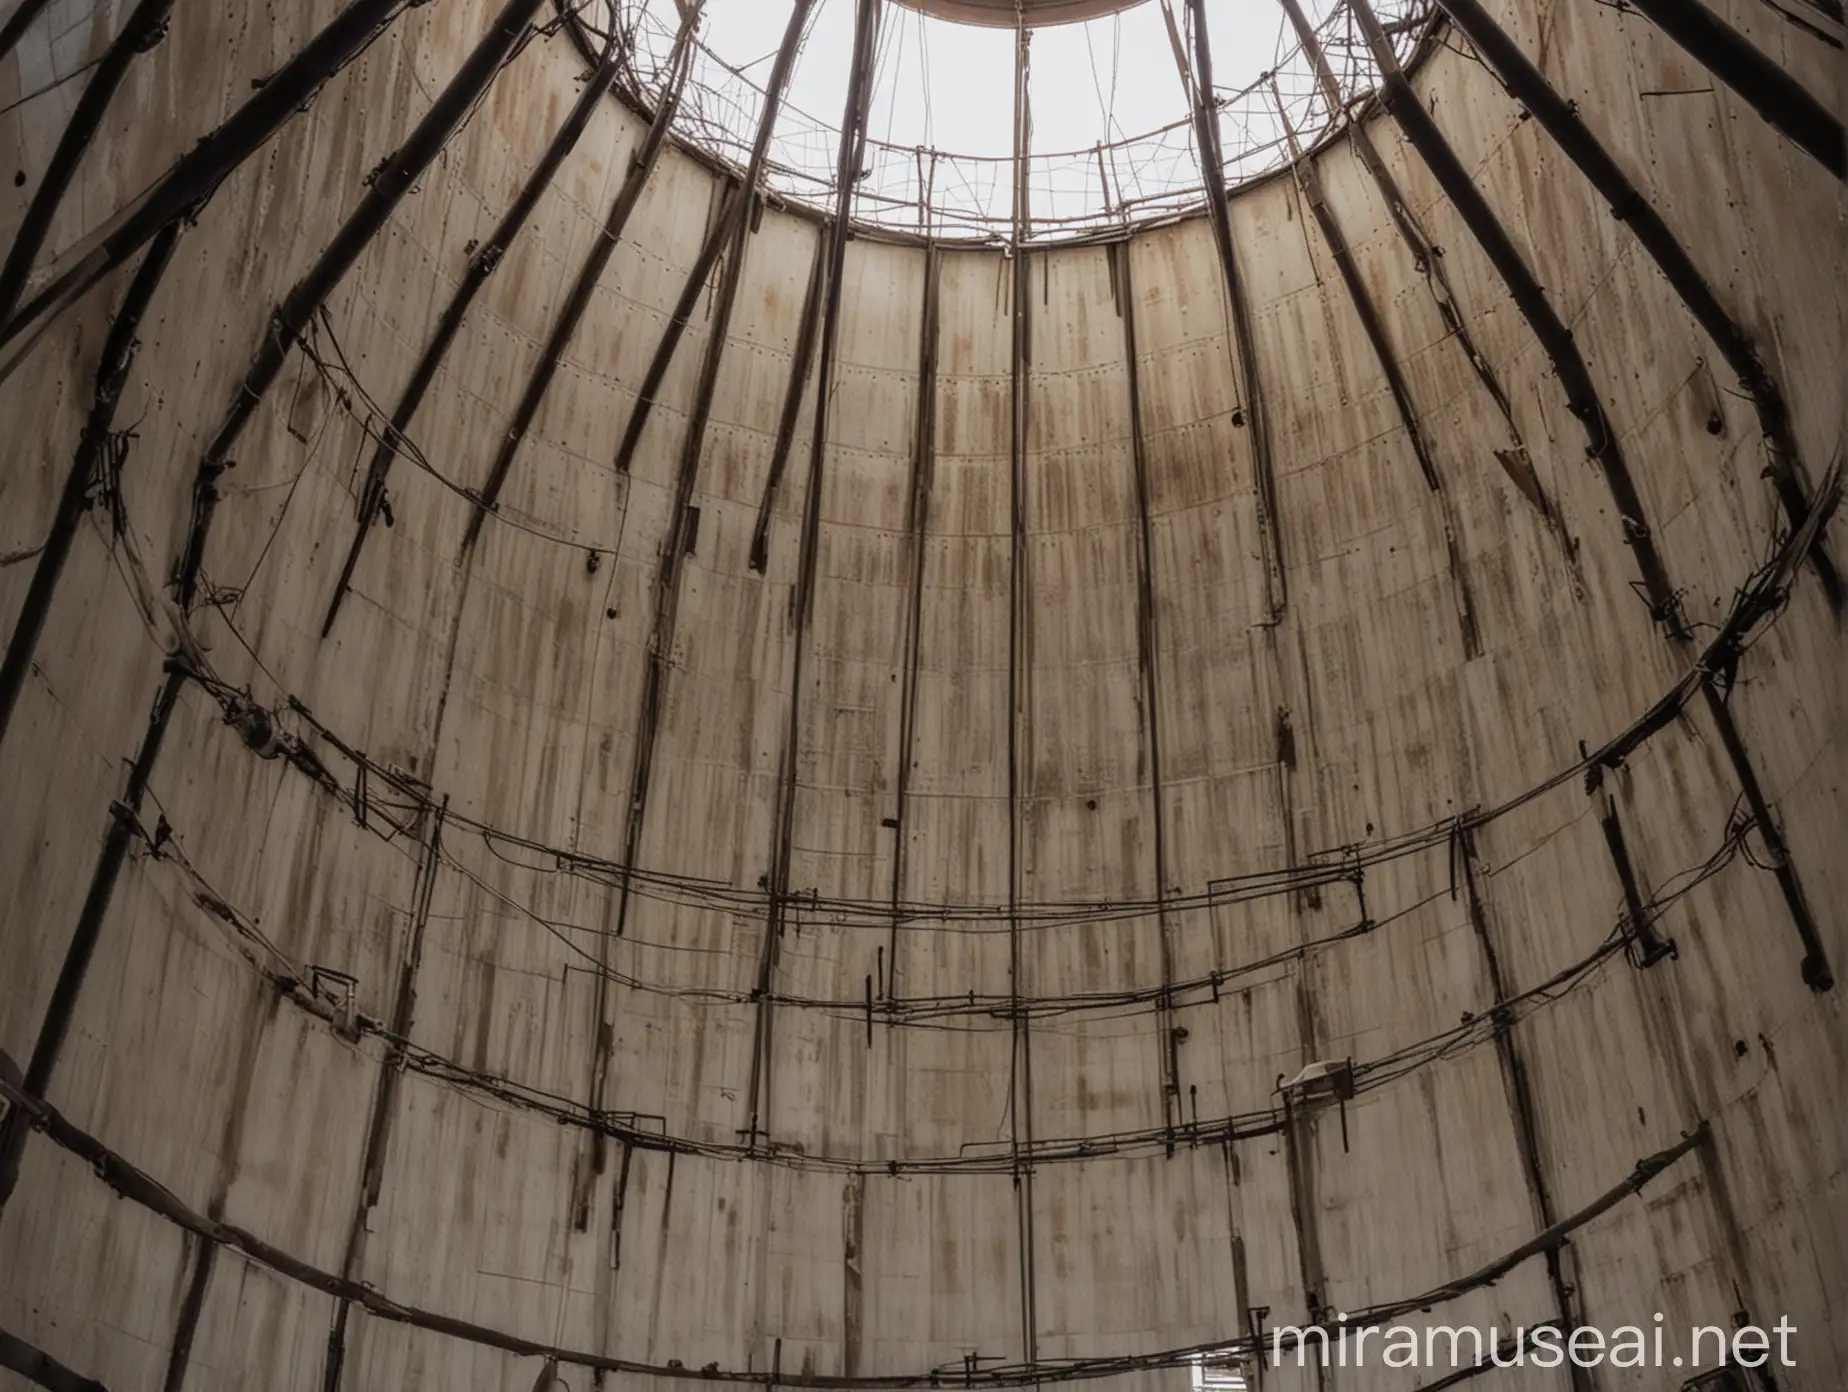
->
[[573, 0, 1437, 243]]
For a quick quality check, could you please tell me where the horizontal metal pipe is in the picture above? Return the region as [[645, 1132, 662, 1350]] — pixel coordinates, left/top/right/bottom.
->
[[0, 1062, 1709, 1390]]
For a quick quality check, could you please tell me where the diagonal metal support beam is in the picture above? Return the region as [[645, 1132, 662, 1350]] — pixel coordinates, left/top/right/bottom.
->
[[0, 226, 180, 753], [1431, 0, 1842, 612], [0, 0, 412, 376], [1271, 88, 1482, 658], [608, 188, 740, 477], [318, 800, 449, 1391], [0, 0, 175, 327], [1614, 0, 1845, 178], [747, 235, 829, 572], [1278, 0, 1582, 574], [1698, 679, 1833, 991], [459, 8, 704, 555], [1356, 0, 1831, 991], [0, 0, 59, 66], [0, 1327, 107, 1392], [319, 26, 634, 635], [597, 0, 816, 1162], [173, 0, 548, 609], [1176, 0, 1287, 619], [1350, 0, 1689, 641], [0, 661, 187, 1219], [748, 0, 882, 1155], [1453, 824, 1594, 1392]]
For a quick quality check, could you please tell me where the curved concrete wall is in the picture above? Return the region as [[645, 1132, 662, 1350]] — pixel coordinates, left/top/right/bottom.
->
[[1, 1, 1842, 1388]]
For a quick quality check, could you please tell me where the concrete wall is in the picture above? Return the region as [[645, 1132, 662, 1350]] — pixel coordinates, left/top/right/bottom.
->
[[1, 1, 1842, 1388]]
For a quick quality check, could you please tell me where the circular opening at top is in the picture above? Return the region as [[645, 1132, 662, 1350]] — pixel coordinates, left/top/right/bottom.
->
[[891, 0, 1148, 24], [587, 0, 1436, 242]]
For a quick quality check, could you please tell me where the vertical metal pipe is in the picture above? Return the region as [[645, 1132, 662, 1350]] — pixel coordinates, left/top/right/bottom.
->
[[1594, 781, 1677, 967], [749, 237, 830, 572], [1455, 824, 1595, 1392], [1005, 8, 1040, 1368], [884, 244, 943, 1001], [1115, 241, 1181, 1134], [318, 800, 447, 1391], [607, 0, 815, 1172], [1179, 0, 1287, 618]]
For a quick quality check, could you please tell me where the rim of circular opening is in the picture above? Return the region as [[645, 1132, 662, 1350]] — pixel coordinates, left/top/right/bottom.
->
[[559, 0, 1442, 246]]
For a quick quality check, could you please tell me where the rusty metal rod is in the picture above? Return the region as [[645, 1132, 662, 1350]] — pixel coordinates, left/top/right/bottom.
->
[[749, 235, 829, 572], [1181, 0, 1286, 617], [0, 661, 186, 1217], [884, 243, 943, 1000], [607, 186, 741, 476], [1454, 827, 1591, 1392], [1271, 90, 1483, 657], [0, 1327, 107, 1392], [1699, 681, 1833, 991], [1116, 241, 1182, 1128]]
